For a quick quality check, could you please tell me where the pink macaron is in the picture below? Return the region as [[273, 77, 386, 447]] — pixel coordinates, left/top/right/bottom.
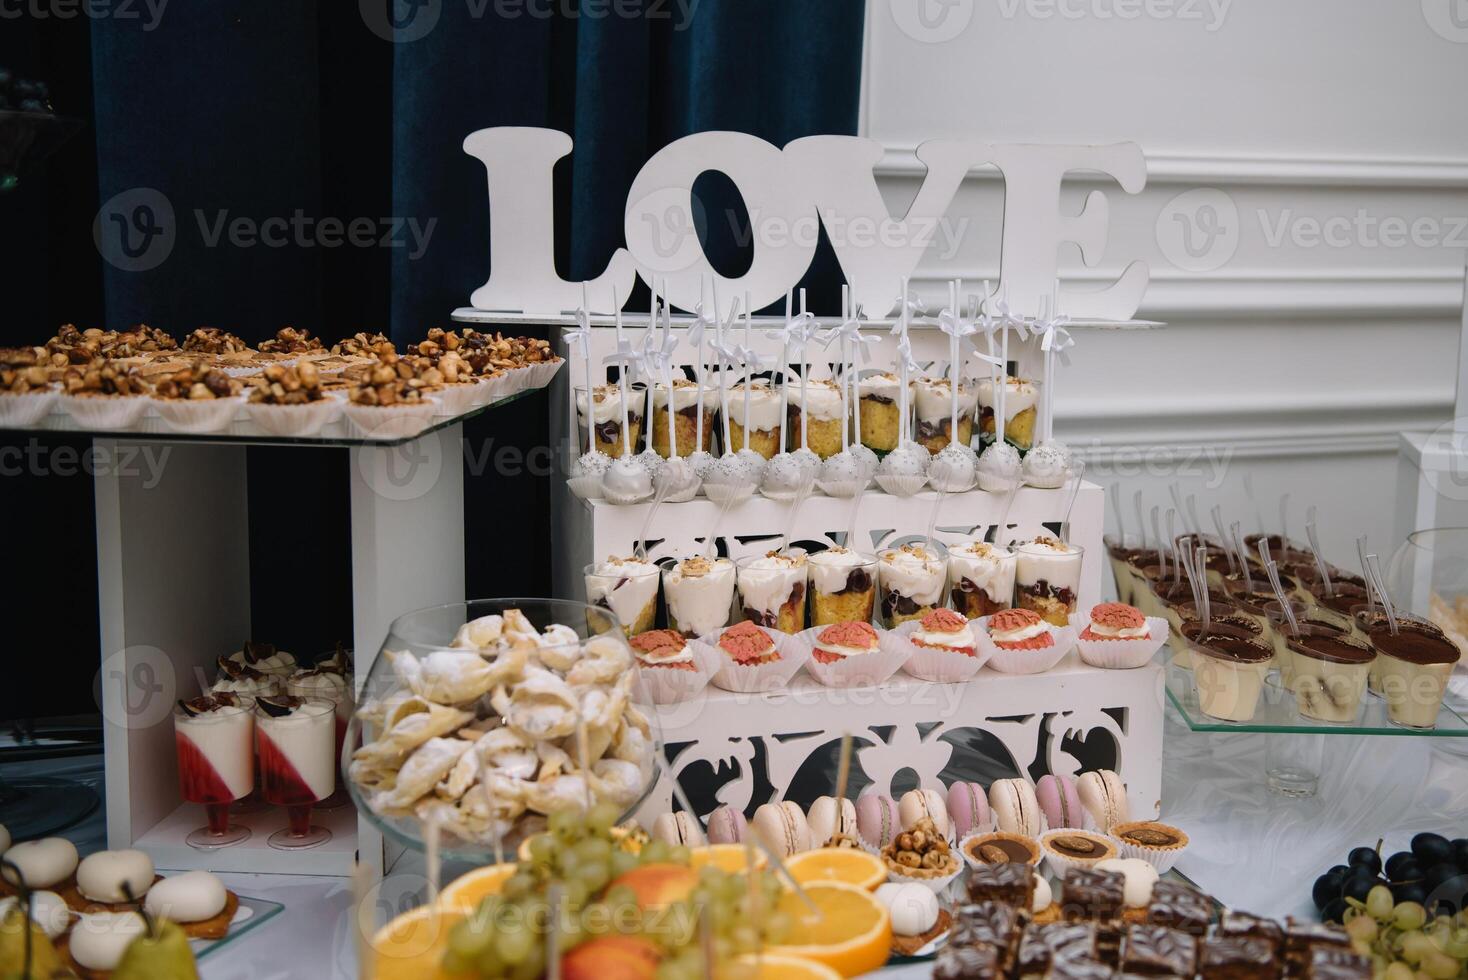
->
[[855, 793, 900, 849], [946, 781, 992, 838], [1035, 774, 1084, 830], [706, 804, 748, 845]]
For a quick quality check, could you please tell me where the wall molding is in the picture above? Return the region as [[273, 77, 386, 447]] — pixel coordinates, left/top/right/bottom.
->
[[876, 146, 1468, 190]]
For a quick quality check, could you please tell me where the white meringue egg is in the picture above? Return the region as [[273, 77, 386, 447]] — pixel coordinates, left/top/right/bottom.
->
[[144, 870, 228, 924], [69, 911, 147, 971], [2, 837, 78, 890], [0, 890, 71, 940], [876, 882, 938, 937], [1021, 440, 1073, 489], [1095, 857, 1159, 908], [77, 849, 155, 904], [1032, 872, 1053, 913]]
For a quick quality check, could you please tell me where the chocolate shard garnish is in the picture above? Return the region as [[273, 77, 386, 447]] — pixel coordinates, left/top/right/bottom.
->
[[212, 691, 243, 707], [257, 695, 301, 717], [177, 698, 206, 717], [242, 640, 277, 664]]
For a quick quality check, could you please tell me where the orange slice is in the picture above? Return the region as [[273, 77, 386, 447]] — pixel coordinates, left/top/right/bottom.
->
[[689, 843, 768, 874], [435, 862, 516, 914], [731, 953, 844, 979], [765, 880, 892, 977], [785, 848, 886, 892], [367, 905, 473, 980]]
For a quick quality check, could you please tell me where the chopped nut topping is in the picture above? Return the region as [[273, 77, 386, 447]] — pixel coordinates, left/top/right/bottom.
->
[[258, 326, 323, 355], [181, 327, 249, 354], [151, 362, 240, 401], [247, 362, 325, 405]]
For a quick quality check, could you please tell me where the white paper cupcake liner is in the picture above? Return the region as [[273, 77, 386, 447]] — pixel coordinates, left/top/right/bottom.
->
[[635, 639, 722, 704], [152, 395, 246, 434], [511, 359, 564, 392], [875, 473, 928, 497], [1112, 823, 1189, 874], [816, 477, 868, 498], [975, 617, 1076, 674], [1070, 610, 1170, 669], [343, 397, 440, 440], [790, 626, 910, 689], [567, 475, 606, 500], [245, 398, 342, 437], [704, 625, 811, 693], [0, 390, 58, 427], [892, 619, 992, 683], [1038, 830, 1124, 879], [220, 364, 266, 378], [957, 828, 1043, 873], [703, 482, 754, 506], [59, 394, 150, 431], [884, 859, 963, 896], [431, 383, 481, 418]]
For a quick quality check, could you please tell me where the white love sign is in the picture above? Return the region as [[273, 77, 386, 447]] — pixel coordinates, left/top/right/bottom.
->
[[462, 127, 1149, 320]]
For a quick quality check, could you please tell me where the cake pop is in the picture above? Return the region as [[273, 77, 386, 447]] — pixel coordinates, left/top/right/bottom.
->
[[570, 450, 612, 500], [817, 286, 873, 499], [1027, 285, 1075, 486], [928, 442, 978, 492], [731, 293, 770, 485], [848, 442, 879, 479], [656, 455, 700, 502], [1022, 440, 1072, 489], [566, 299, 610, 500], [603, 455, 653, 504], [702, 454, 755, 505], [976, 441, 1021, 493], [760, 451, 808, 500], [875, 279, 930, 497]]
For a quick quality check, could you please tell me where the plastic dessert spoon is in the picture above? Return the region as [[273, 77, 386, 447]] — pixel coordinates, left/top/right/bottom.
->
[[1262, 554, 1299, 634], [633, 477, 671, 561], [703, 494, 736, 560], [1231, 521, 1256, 593], [1195, 546, 1211, 633], [780, 479, 814, 555], [1133, 490, 1147, 551], [1356, 535, 1377, 614], [1150, 505, 1168, 578], [1108, 483, 1125, 543], [1059, 459, 1086, 542], [1364, 554, 1399, 635], [1304, 506, 1333, 597], [1167, 509, 1183, 591], [1211, 504, 1237, 574], [992, 474, 1022, 546]]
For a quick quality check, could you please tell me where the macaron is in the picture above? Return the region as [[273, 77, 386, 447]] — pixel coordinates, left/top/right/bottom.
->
[[946, 781, 991, 838], [1076, 770, 1129, 832], [1035, 774, 1084, 830], [651, 811, 707, 847], [707, 805, 748, 845], [751, 801, 810, 858], [988, 778, 1042, 837], [898, 788, 950, 838], [806, 796, 858, 847], [856, 794, 901, 849]]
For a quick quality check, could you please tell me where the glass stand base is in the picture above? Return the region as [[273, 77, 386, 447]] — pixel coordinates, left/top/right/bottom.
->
[[1265, 733, 1325, 799], [186, 825, 252, 849], [268, 826, 331, 850], [0, 775, 100, 839]]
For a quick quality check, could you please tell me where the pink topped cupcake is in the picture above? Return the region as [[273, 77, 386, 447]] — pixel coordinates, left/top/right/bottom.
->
[[719, 621, 780, 666], [813, 621, 880, 665], [1080, 603, 1149, 641], [910, 609, 978, 657], [988, 608, 1054, 651]]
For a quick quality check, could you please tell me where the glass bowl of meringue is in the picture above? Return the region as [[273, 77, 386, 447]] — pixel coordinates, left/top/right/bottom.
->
[[345, 598, 661, 862]]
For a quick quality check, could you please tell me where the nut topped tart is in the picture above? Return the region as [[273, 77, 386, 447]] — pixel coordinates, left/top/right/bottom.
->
[[247, 361, 326, 404], [718, 620, 780, 666], [987, 608, 1054, 651], [149, 362, 240, 401], [181, 326, 249, 355], [333, 331, 395, 358], [910, 608, 978, 657], [257, 326, 324, 356], [1081, 603, 1149, 641], [812, 620, 880, 664], [962, 832, 1042, 868], [629, 629, 697, 671], [882, 817, 959, 879], [1112, 821, 1189, 853], [61, 361, 150, 397]]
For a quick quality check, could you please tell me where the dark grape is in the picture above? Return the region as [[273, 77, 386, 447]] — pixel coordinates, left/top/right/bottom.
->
[[1349, 847, 1382, 876], [1320, 897, 1347, 924], [1386, 851, 1418, 881], [1412, 833, 1451, 866], [1425, 863, 1462, 893], [1343, 873, 1380, 904], [1391, 881, 1427, 905], [1451, 839, 1468, 870], [1313, 873, 1345, 910]]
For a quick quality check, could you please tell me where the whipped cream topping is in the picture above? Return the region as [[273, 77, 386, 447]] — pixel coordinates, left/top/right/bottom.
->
[[576, 383, 638, 423], [913, 377, 977, 420], [585, 556, 661, 629], [807, 547, 875, 594], [728, 382, 782, 431], [991, 618, 1050, 643], [786, 378, 844, 420], [879, 545, 946, 603], [858, 373, 903, 399], [227, 642, 296, 674], [978, 376, 1040, 421], [663, 556, 736, 637], [1015, 537, 1083, 591], [255, 697, 336, 802], [912, 622, 976, 648], [947, 540, 1017, 601], [1086, 621, 1149, 639], [738, 551, 807, 615], [630, 631, 694, 666], [652, 379, 710, 411]]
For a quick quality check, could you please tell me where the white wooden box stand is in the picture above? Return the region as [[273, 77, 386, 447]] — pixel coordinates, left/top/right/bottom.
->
[[93, 425, 466, 876]]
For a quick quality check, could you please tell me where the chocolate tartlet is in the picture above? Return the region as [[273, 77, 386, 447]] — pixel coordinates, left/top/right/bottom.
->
[[963, 831, 1041, 868], [1042, 830, 1120, 867]]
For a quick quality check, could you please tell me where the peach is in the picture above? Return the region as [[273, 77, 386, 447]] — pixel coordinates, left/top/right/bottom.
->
[[607, 863, 699, 910], [561, 935, 661, 979]]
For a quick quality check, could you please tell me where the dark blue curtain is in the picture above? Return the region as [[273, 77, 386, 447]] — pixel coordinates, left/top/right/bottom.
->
[[0, 0, 864, 719]]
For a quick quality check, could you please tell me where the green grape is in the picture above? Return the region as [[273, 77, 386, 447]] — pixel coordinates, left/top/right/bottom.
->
[[643, 841, 672, 864], [698, 865, 723, 887], [549, 808, 579, 836], [1402, 932, 1434, 965], [476, 943, 505, 975], [1441, 930, 1468, 960], [589, 802, 620, 833], [610, 850, 639, 878], [1349, 915, 1380, 943], [1368, 887, 1396, 922], [575, 837, 614, 864], [509, 960, 543, 980], [502, 873, 537, 900], [1397, 904, 1429, 932], [562, 879, 591, 908], [528, 834, 556, 865], [448, 919, 492, 959], [656, 964, 689, 980], [497, 926, 534, 966], [1420, 951, 1459, 979], [765, 910, 793, 944], [576, 861, 610, 894], [1385, 961, 1415, 980], [668, 845, 691, 866]]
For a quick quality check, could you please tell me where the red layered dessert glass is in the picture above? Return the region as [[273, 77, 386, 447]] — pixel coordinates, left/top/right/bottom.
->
[[173, 693, 255, 849], [255, 696, 337, 850]]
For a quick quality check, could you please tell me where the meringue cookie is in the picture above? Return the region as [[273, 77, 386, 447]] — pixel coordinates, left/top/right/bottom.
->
[[144, 870, 229, 923], [875, 882, 939, 937], [76, 849, 155, 904]]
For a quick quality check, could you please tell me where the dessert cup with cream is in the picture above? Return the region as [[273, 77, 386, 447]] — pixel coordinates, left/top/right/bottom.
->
[[584, 556, 661, 635], [878, 544, 947, 628], [1369, 623, 1459, 729], [1263, 608, 1345, 693], [1285, 632, 1375, 723], [1183, 623, 1272, 722], [1013, 537, 1084, 627], [784, 378, 845, 459], [1352, 607, 1444, 694], [1166, 598, 1265, 669], [947, 540, 1016, 618], [255, 695, 337, 850], [726, 381, 782, 460], [661, 555, 735, 638], [806, 547, 878, 626], [1305, 582, 1372, 632], [736, 550, 809, 634], [651, 378, 717, 458], [174, 694, 255, 849], [856, 372, 904, 452], [912, 377, 977, 454], [977, 375, 1039, 451], [575, 383, 645, 460], [1105, 538, 1146, 607]]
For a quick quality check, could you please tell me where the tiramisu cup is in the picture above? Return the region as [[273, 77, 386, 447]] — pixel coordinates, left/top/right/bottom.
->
[[977, 375, 1039, 450], [806, 548, 878, 626], [1105, 539, 1146, 607], [1184, 626, 1272, 723], [576, 383, 644, 459], [1166, 598, 1265, 669], [1370, 625, 1459, 729], [1263, 604, 1345, 692], [912, 377, 977, 454], [1286, 634, 1375, 723], [877, 544, 947, 628], [584, 556, 662, 635], [947, 540, 1017, 618], [651, 378, 717, 458], [785, 378, 845, 459], [1306, 583, 1371, 632], [856, 372, 904, 452], [661, 555, 735, 638], [727, 381, 783, 460], [1014, 537, 1084, 628], [736, 550, 809, 634], [1353, 608, 1444, 694]]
